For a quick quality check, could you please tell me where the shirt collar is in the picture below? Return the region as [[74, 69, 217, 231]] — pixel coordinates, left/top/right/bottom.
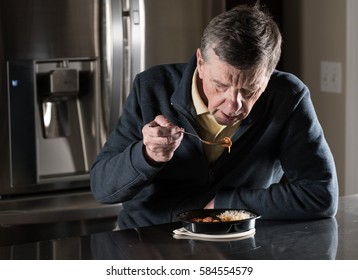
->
[[191, 68, 209, 115]]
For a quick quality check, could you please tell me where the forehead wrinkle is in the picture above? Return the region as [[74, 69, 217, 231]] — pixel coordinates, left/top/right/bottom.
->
[[238, 70, 266, 91], [210, 67, 234, 86], [204, 49, 267, 90], [222, 65, 255, 89], [212, 70, 259, 91], [220, 66, 241, 88]]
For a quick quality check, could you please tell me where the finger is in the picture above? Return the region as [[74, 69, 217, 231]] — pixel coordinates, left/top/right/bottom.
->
[[146, 116, 168, 128], [144, 141, 179, 163], [147, 134, 182, 146], [145, 118, 183, 138], [153, 115, 174, 128], [148, 120, 159, 128]]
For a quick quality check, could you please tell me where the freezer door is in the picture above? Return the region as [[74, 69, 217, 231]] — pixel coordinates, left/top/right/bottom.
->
[[0, 0, 98, 60]]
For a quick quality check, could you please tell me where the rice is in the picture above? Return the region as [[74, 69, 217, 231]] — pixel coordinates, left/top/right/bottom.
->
[[217, 210, 253, 222]]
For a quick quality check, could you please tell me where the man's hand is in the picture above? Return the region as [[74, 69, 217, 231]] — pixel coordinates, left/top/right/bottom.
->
[[142, 115, 184, 164]]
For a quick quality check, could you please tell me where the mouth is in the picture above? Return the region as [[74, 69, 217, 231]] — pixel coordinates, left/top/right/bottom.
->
[[225, 111, 246, 121], [215, 111, 245, 125]]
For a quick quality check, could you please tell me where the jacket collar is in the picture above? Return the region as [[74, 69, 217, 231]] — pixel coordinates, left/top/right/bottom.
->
[[170, 54, 198, 121]]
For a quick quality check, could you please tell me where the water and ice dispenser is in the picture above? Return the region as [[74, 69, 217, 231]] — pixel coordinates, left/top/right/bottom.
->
[[7, 58, 101, 193], [38, 61, 79, 139]]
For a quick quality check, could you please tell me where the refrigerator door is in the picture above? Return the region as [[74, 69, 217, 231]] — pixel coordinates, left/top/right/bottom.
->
[[0, 0, 101, 194], [103, 0, 225, 134], [139, 0, 225, 69]]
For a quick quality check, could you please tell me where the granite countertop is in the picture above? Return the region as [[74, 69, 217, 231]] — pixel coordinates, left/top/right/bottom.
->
[[0, 194, 357, 260]]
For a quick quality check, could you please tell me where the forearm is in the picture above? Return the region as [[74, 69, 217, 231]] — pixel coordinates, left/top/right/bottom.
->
[[90, 141, 163, 203], [215, 178, 338, 219]]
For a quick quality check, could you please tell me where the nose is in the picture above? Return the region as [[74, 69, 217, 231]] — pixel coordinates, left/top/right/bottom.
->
[[225, 88, 243, 115]]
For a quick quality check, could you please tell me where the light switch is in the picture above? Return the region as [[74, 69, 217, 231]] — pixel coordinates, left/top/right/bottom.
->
[[320, 61, 342, 94]]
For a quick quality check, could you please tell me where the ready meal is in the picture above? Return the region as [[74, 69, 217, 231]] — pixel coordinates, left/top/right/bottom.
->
[[190, 210, 254, 223]]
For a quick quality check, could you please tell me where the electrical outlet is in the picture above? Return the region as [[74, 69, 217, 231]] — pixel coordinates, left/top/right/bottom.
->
[[320, 61, 342, 93]]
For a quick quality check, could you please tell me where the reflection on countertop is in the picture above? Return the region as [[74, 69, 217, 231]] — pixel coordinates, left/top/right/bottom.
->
[[90, 218, 338, 260], [0, 189, 122, 246], [0, 195, 357, 260]]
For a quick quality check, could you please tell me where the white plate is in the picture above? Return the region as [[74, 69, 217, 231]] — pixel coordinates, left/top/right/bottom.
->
[[173, 227, 255, 242]]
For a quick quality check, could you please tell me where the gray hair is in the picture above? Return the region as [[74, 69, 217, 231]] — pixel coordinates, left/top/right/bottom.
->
[[200, 4, 282, 77]]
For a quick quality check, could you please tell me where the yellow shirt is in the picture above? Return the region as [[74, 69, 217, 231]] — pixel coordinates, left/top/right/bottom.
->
[[191, 69, 240, 162]]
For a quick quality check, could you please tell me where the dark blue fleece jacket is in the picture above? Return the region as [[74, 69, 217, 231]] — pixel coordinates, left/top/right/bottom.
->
[[90, 55, 338, 229]]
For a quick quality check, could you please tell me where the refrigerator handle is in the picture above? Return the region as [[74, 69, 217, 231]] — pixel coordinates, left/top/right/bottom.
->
[[122, 0, 132, 108], [129, 0, 145, 80], [100, 0, 126, 137], [121, 0, 144, 106]]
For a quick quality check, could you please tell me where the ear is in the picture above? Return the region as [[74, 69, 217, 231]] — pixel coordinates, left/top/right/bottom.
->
[[196, 48, 204, 79]]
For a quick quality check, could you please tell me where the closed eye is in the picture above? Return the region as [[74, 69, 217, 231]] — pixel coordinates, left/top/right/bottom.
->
[[213, 81, 229, 92], [241, 88, 259, 100]]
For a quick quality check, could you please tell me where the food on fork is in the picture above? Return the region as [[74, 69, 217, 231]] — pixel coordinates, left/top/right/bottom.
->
[[182, 131, 232, 153], [220, 137, 232, 153]]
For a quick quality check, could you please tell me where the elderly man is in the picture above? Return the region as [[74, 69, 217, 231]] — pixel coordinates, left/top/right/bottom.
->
[[90, 4, 338, 229]]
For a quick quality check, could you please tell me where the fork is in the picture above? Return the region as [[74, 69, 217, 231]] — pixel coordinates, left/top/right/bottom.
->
[[183, 131, 227, 146]]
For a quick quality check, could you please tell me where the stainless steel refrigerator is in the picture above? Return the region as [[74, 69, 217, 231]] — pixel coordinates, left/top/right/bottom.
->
[[0, 0, 225, 196]]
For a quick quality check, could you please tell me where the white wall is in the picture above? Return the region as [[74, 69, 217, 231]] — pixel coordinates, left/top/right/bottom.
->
[[345, 0, 358, 195], [282, 0, 358, 195]]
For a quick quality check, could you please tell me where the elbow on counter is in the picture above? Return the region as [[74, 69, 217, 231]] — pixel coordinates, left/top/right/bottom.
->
[[90, 180, 122, 205], [90, 163, 138, 205], [89, 163, 118, 204], [315, 181, 339, 219]]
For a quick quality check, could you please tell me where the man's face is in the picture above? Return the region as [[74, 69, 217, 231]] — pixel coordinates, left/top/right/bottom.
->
[[196, 48, 269, 126]]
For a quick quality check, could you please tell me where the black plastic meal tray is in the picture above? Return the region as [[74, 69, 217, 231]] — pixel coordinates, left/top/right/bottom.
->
[[177, 209, 260, 234]]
